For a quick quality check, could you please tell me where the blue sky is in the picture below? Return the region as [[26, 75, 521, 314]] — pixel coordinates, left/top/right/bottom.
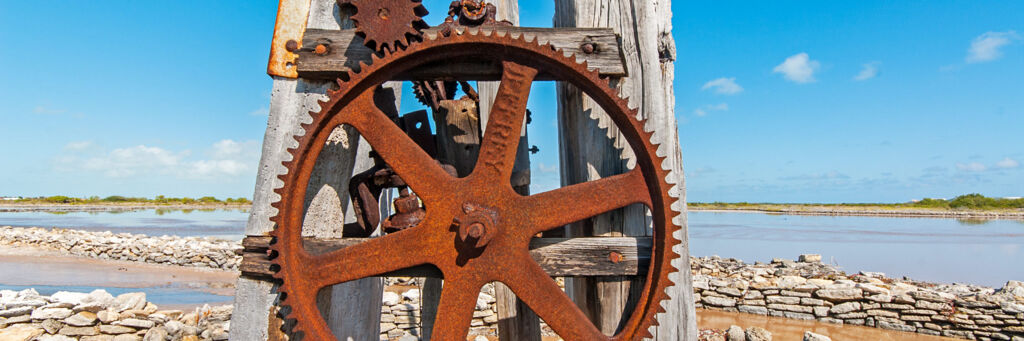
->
[[0, 1, 1020, 203]]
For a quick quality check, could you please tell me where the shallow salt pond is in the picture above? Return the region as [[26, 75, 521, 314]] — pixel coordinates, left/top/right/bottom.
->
[[0, 246, 236, 309], [1, 207, 1023, 305], [688, 211, 1024, 287], [0, 207, 247, 240]]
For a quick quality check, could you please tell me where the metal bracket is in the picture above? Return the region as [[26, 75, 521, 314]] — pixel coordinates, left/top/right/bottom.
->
[[267, 0, 313, 78]]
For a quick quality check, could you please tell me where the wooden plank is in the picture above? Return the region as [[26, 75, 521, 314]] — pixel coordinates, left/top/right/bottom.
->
[[296, 26, 626, 80], [554, 0, 696, 340], [240, 237, 652, 278]]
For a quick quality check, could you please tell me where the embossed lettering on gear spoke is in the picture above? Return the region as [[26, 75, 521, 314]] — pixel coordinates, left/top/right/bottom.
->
[[476, 61, 538, 181]]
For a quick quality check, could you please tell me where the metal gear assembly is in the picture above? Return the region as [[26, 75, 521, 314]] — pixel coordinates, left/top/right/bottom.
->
[[338, 0, 430, 52], [268, 31, 681, 340]]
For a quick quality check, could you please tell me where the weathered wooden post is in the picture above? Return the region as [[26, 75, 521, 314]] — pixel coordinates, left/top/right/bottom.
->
[[554, 0, 698, 339], [230, 1, 390, 340]]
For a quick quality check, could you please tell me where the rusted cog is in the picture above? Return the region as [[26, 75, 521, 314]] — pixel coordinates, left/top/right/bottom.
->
[[269, 31, 682, 341], [339, 0, 429, 53]]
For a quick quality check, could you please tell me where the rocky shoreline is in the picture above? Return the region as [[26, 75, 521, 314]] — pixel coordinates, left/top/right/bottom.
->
[[4, 226, 1024, 340], [691, 254, 1024, 340], [0, 289, 230, 341], [0, 226, 242, 271]]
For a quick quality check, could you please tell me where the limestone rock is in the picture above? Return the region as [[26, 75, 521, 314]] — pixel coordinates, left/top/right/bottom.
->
[[803, 331, 831, 341], [798, 254, 821, 263], [64, 311, 98, 326], [815, 288, 863, 302], [382, 292, 401, 306], [112, 293, 146, 312], [727, 325, 745, 341], [50, 291, 88, 306], [100, 324, 136, 334], [37, 335, 77, 341], [0, 306, 33, 318], [42, 318, 62, 333], [32, 307, 73, 320], [58, 325, 99, 336], [113, 318, 155, 329], [402, 289, 420, 302], [97, 309, 120, 323], [143, 326, 168, 341], [0, 326, 44, 341], [113, 335, 142, 341], [703, 296, 737, 307], [745, 326, 772, 341]]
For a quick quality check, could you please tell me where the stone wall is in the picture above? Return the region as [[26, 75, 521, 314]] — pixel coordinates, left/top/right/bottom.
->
[[0, 289, 231, 341], [691, 255, 1024, 341], [0, 226, 241, 271], [378, 278, 502, 340]]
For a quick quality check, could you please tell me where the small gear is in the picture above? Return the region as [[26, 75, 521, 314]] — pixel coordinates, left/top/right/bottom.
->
[[339, 0, 429, 53]]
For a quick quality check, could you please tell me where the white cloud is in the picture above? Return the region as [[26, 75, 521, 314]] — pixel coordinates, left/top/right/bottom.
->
[[773, 53, 820, 83], [966, 31, 1019, 63], [956, 162, 987, 172], [82, 145, 188, 177], [701, 77, 743, 95], [996, 157, 1020, 169], [693, 103, 729, 117], [853, 62, 881, 81], [57, 139, 259, 180]]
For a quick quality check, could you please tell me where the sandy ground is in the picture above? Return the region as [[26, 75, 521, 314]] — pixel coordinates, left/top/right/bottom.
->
[[0, 245, 237, 310], [697, 309, 958, 341]]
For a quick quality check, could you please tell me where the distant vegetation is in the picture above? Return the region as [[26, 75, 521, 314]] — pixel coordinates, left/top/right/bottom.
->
[[691, 194, 1024, 211], [9, 195, 251, 205], [910, 194, 1024, 210]]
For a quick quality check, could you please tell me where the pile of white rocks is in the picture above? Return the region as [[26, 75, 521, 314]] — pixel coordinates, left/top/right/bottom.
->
[[0, 226, 241, 271], [378, 278, 501, 340], [691, 254, 1024, 341], [0, 289, 231, 341]]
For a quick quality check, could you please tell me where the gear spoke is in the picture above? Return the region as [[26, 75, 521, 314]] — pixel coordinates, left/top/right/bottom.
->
[[522, 169, 651, 235], [306, 228, 429, 288], [428, 278, 483, 341], [500, 254, 608, 340], [473, 61, 538, 183], [342, 90, 454, 200]]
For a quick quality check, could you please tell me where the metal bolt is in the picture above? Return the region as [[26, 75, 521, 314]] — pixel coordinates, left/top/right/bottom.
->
[[581, 42, 596, 54], [466, 223, 485, 239], [609, 251, 623, 263], [285, 40, 299, 52], [314, 44, 330, 55]]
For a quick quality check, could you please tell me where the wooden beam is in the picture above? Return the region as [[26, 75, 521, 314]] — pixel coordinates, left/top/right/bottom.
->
[[296, 27, 626, 80], [554, 0, 696, 339], [240, 236, 652, 278]]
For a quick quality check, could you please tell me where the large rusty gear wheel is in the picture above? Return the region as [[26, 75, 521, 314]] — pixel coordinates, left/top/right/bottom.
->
[[269, 31, 682, 341], [340, 0, 429, 52]]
